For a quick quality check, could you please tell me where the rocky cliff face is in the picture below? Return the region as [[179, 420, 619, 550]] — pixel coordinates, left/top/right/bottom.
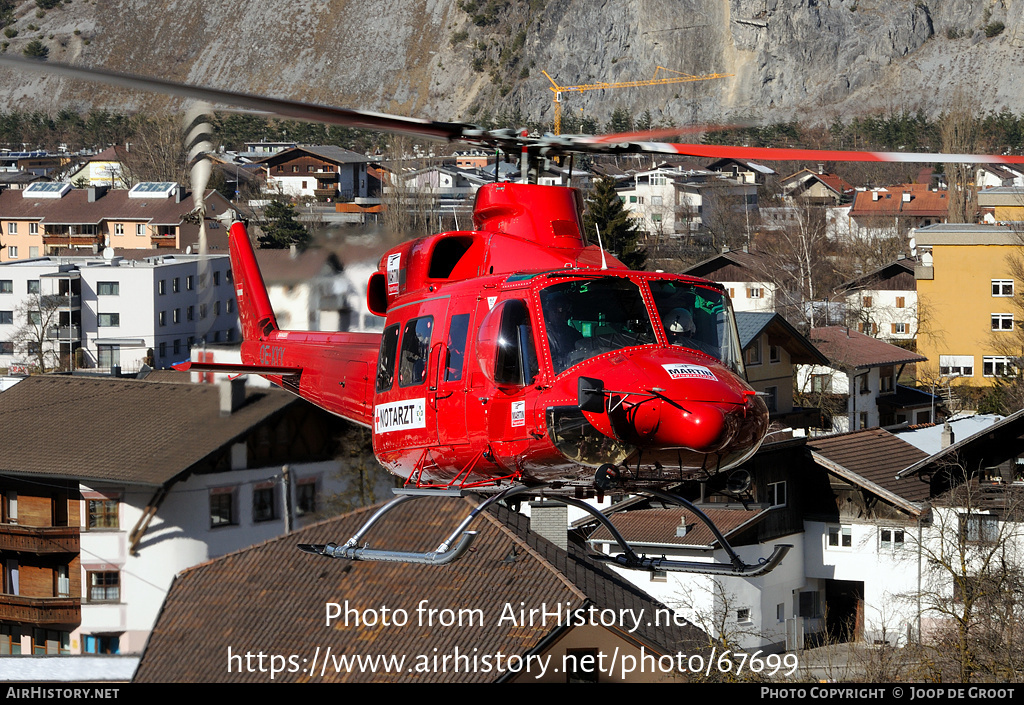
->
[[0, 0, 1021, 128]]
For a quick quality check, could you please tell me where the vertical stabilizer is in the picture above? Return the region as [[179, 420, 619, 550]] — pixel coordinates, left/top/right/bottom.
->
[[228, 221, 278, 341]]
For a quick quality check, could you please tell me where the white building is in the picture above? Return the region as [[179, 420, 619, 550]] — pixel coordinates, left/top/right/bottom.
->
[[0, 253, 238, 373], [0, 374, 388, 656], [840, 260, 918, 343]]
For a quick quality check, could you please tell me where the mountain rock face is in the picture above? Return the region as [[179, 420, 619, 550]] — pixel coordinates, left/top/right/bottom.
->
[[0, 0, 1020, 127]]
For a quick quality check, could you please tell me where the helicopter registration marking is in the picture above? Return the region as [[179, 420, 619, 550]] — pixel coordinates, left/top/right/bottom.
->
[[662, 364, 717, 381], [511, 400, 526, 427], [374, 399, 427, 433], [387, 253, 401, 295]]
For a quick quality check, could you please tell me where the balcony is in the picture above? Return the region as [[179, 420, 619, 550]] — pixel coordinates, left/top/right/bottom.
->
[[0, 524, 79, 554], [46, 325, 81, 341], [0, 595, 79, 625], [314, 188, 338, 197]]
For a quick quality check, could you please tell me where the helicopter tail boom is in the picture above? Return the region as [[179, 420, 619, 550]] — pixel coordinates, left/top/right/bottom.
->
[[228, 221, 279, 341]]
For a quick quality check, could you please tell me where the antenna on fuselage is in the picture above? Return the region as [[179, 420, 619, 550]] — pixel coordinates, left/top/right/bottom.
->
[[595, 224, 609, 270]]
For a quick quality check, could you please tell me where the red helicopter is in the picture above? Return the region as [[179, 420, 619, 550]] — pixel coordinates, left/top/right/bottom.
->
[[7, 56, 1024, 575]]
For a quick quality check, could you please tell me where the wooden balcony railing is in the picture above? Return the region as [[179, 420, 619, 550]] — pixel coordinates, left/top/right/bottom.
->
[[0, 524, 79, 554]]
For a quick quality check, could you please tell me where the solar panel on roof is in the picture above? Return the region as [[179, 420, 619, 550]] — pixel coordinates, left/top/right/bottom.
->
[[23, 181, 71, 198], [129, 182, 178, 198]]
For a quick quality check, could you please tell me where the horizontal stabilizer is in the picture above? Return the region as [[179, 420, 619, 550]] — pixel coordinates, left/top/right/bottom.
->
[[172, 360, 303, 376]]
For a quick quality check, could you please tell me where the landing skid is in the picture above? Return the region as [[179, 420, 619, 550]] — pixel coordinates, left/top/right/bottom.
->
[[298, 485, 790, 576]]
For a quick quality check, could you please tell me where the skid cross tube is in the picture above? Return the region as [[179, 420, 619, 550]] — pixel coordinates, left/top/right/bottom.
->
[[570, 489, 791, 576], [297, 485, 536, 566]]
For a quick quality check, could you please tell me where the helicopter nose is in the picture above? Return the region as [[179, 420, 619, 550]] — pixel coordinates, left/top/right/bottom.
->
[[649, 400, 727, 451]]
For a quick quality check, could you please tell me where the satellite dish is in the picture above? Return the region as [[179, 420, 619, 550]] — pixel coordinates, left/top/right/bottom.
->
[[726, 469, 752, 494], [102, 247, 114, 260], [186, 245, 192, 254]]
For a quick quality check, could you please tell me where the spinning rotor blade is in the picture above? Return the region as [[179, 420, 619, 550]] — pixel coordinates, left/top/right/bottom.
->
[[0, 55, 476, 143], [5, 55, 1024, 166], [576, 138, 1024, 165]]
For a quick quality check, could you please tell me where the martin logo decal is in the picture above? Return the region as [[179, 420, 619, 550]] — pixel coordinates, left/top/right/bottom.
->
[[374, 399, 427, 433], [662, 363, 717, 381], [386, 253, 402, 295], [511, 400, 526, 427]]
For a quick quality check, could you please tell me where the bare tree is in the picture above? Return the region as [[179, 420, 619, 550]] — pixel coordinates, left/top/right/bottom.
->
[[11, 294, 64, 372], [941, 90, 980, 224], [120, 115, 189, 187], [379, 136, 438, 244], [914, 468, 1024, 682]]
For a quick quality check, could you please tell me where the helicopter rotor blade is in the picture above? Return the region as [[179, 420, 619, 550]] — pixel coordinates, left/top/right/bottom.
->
[[0, 55, 478, 143], [573, 138, 1024, 165]]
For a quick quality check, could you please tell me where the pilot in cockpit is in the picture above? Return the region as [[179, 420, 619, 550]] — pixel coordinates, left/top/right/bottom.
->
[[542, 291, 582, 371], [666, 306, 697, 345]]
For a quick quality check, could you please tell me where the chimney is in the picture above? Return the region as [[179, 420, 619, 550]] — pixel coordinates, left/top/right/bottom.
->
[[872, 191, 880, 201], [176, 185, 184, 203], [818, 163, 825, 174], [289, 244, 298, 259], [87, 185, 108, 202], [529, 501, 567, 551], [675, 517, 690, 538], [219, 377, 246, 416], [941, 421, 954, 449], [902, 192, 912, 203]]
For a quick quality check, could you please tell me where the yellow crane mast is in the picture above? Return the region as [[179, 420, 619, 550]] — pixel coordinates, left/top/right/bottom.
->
[[541, 67, 733, 134]]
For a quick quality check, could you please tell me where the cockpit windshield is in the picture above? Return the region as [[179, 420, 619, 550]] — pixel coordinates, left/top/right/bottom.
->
[[649, 279, 745, 376], [540, 278, 656, 374]]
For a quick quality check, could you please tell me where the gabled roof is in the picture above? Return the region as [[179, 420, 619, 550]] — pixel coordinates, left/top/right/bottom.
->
[[808, 326, 926, 369], [0, 376, 296, 487], [806, 427, 932, 511], [587, 506, 771, 549], [704, 157, 776, 176], [736, 312, 828, 365], [0, 188, 225, 226], [682, 248, 769, 281], [850, 185, 950, 218], [839, 260, 916, 292], [133, 496, 706, 682], [255, 145, 372, 166], [780, 169, 854, 197], [896, 409, 1024, 480]]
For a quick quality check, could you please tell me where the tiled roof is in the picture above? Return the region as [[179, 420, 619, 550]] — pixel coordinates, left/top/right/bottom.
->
[[0, 188, 222, 226], [896, 408, 1024, 479], [683, 248, 768, 280], [0, 376, 295, 486], [254, 145, 372, 166], [850, 185, 949, 217], [588, 506, 769, 548], [839, 260, 916, 291], [807, 427, 931, 508], [808, 326, 926, 369], [133, 496, 706, 682]]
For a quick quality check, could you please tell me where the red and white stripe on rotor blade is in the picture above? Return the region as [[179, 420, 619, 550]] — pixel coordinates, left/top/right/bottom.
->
[[604, 140, 1024, 164]]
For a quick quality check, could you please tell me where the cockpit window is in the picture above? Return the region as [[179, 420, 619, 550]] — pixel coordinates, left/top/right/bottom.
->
[[649, 280, 744, 375], [540, 279, 656, 374], [376, 324, 399, 393]]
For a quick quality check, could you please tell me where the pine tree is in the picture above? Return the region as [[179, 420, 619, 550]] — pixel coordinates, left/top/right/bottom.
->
[[583, 177, 646, 270], [258, 201, 311, 249]]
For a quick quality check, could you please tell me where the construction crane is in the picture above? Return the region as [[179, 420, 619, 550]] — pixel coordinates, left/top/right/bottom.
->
[[541, 67, 733, 134]]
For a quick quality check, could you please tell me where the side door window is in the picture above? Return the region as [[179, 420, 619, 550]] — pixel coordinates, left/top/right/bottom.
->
[[376, 324, 399, 393], [398, 316, 433, 387]]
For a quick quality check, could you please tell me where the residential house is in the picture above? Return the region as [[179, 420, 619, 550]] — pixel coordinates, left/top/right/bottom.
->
[[780, 168, 854, 206], [133, 495, 706, 682], [618, 167, 757, 238], [0, 181, 233, 260], [0, 474, 80, 655], [799, 326, 929, 431], [0, 375, 382, 656], [803, 428, 933, 645], [735, 311, 828, 429], [912, 223, 1022, 386], [0, 252, 238, 372], [581, 438, 821, 653], [66, 146, 128, 188], [705, 157, 776, 186], [977, 185, 1024, 223], [257, 145, 375, 201], [847, 184, 950, 240], [840, 259, 918, 343], [975, 164, 1024, 190], [682, 248, 775, 313], [255, 242, 387, 332]]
